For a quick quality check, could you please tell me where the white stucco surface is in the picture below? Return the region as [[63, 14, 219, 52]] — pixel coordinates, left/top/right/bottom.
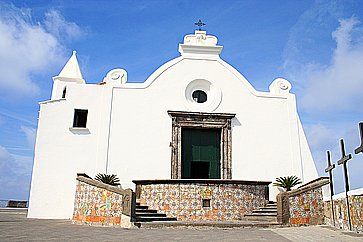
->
[[28, 30, 318, 219]]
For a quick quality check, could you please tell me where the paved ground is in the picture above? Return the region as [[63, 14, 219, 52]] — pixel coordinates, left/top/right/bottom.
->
[[0, 209, 362, 241]]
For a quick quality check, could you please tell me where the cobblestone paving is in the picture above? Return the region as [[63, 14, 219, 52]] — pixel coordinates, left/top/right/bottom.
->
[[1, 209, 362, 241]]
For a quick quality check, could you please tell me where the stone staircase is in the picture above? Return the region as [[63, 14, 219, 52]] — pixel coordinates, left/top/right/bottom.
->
[[133, 201, 280, 228], [244, 202, 277, 222], [134, 200, 177, 226]]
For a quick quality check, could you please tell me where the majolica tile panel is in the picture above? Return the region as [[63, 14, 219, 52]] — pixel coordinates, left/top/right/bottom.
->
[[288, 187, 324, 225], [138, 182, 268, 221], [72, 180, 123, 226], [324, 195, 363, 232]]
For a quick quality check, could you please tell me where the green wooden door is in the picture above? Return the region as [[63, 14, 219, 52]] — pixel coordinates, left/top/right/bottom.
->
[[181, 128, 221, 179]]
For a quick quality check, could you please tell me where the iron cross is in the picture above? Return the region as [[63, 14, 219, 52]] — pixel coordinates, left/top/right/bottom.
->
[[337, 138, 352, 230], [354, 122, 363, 154], [337, 139, 352, 191], [325, 150, 335, 226], [195, 19, 206, 31]]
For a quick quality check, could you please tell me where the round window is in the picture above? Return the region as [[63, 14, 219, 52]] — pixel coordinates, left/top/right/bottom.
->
[[192, 90, 207, 103]]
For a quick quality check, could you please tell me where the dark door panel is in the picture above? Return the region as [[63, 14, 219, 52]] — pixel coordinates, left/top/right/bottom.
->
[[181, 128, 221, 179]]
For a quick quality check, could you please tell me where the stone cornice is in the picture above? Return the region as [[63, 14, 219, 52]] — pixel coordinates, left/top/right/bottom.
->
[[132, 179, 271, 186], [167, 110, 236, 119]]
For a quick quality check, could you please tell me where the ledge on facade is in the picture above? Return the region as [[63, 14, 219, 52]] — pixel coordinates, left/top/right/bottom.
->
[[167, 110, 236, 119], [286, 177, 329, 197], [132, 179, 271, 186], [69, 127, 90, 133], [76, 174, 132, 196], [39, 98, 66, 105]]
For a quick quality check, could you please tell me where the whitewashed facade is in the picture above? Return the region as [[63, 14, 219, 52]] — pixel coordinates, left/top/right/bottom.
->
[[28, 30, 318, 219]]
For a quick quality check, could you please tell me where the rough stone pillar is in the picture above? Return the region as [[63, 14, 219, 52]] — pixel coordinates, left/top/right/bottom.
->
[[277, 192, 290, 225]]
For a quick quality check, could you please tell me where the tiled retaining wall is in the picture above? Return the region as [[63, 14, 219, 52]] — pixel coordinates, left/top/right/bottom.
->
[[72, 174, 135, 228], [324, 189, 363, 232], [134, 179, 270, 221], [277, 177, 329, 226]]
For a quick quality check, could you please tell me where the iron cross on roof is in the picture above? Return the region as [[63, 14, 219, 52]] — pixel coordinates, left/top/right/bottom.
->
[[195, 19, 206, 31]]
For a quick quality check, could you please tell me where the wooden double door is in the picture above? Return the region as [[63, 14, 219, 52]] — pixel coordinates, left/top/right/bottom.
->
[[181, 128, 221, 179]]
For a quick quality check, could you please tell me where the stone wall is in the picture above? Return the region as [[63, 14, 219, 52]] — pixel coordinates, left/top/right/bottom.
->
[[72, 174, 135, 228], [134, 179, 270, 221], [324, 189, 363, 232], [277, 177, 329, 226]]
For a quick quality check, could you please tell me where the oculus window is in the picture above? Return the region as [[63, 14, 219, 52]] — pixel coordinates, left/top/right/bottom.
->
[[73, 109, 88, 128], [192, 90, 207, 103]]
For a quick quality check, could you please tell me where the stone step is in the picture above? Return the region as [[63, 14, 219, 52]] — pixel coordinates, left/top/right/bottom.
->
[[243, 216, 277, 222], [135, 209, 158, 213], [265, 206, 277, 209], [134, 221, 281, 229], [136, 205, 149, 210], [252, 209, 277, 213], [266, 204, 277, 207], [135, 212, 167, 217], [134, 217, 178, 222], [259, 205, 277, 209], [245, 212, 277, 217]]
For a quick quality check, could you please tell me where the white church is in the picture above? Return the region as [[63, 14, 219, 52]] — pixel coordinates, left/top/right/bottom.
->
[[28, 30, 318, 219]]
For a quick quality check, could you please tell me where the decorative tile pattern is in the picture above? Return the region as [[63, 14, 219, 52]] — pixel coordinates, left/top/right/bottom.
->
[[72, 180, 123, 226], [138, 182, 268, 221], [288, 187, 324, 225], [324, 195, 363, 232]]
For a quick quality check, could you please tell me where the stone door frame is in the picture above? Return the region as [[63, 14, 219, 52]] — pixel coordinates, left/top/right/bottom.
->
[[168, 110, 235, 179]]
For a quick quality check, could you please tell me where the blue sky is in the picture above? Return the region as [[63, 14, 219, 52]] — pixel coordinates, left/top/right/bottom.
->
[[1, 0, 363, 200]]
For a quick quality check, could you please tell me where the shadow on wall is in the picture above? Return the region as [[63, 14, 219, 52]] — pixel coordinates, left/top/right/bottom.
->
[[231, 117, 241, 127]]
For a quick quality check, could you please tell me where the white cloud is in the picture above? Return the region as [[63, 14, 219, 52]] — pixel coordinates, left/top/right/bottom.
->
[[282, 2, 363, 192], [0, 145, 11, 167], [305, 124, 337, 150], [0, 3, 83, 97], [284, 16, 363, 112], [44, 9, 83, 40], [0, 145, 32, 200], [20, 125, 36, 148], [300, 17, 363, 111]]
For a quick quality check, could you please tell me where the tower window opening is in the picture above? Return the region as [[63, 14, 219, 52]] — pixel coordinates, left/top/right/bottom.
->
[[62, 87, 67, 98], [73, 109, 88, 128]]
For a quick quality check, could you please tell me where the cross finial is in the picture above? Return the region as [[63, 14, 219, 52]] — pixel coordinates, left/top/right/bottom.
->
[[195, 19, 206, 31]]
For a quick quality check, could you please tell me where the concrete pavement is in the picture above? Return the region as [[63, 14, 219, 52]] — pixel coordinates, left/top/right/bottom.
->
[[0, 209, 362, 241]]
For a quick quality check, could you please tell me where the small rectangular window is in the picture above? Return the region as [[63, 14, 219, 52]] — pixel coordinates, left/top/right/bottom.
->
[[73, 109, 88, 128], [202, 199, 211, 208]]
